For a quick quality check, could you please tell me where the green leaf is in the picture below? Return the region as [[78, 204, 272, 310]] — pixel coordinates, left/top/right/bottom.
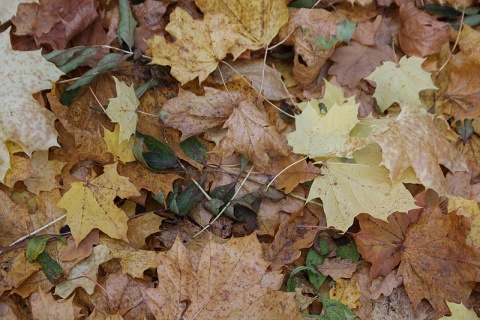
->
[[180, 136, 206, 164], [336, 242, 360, 262], [135, 132, 178, 171], [118, 0, 137, 49], [420, 4, 462, 17], [43, 46, 87, 66], [58, 48, 98, 74], [286, 265, 321, 292], [321, 298, 356, 320], [174, 176, 207, 216], [288, 0, 319, 8], [318, 238, 330, 256], [26, 236, 52, 262], [306, 248, 326, 290], [37, 251, 64, 284], [66, 53, 128, 91], [135, 78, 159, 98]]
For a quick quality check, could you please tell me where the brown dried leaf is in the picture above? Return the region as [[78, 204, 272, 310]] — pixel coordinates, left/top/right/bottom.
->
[[266, 155, 320, 194], [317, 257, 357, 281], [143, 233, 303, 319]]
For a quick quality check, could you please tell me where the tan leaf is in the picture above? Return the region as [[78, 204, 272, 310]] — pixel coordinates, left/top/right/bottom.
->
[[23, 151, 65, 195], [127, 212, 165, 250], [219, 98, 289, 171], [266, 155, 320, 194], [372, 106, 469, 195], [317, 258, 357, 281], [160, 88, 235, 140], [143, 233, 303, 319], [30, 289, 81, 320], [398, 2, 449, 57], [0, 27, 64, 181], [146, 8, 238, 84], [265, 219, 317, 270], [195, 0, 289, 58]]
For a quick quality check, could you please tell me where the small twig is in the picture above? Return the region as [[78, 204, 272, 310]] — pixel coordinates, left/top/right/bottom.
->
[[192, 166, 255, 238], [265, 156, 308, 191], [436, 6, 465, 77]]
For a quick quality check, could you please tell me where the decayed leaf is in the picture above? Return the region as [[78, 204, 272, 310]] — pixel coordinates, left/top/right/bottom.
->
[[103, 124, 136, 164], [365, 56, 438, 112], [438, 58, 480, 122], [147, 8, 238, 84], [265, 220, 317, 270], [195, 0, 289, 58], [219, 97, 289, 171], [329, 278, 361, 310], [307, 162, 419, 232], [398, 2, 449, 57], [55, 245, 113, 298], [106, 77, 139, 143], [57, 163, 140, 244], [143, 233, 303, 319], [355, 211, 420, 279], [0, 27, 64, 182], [287, 100, 366, 159], [440, 302, 478, 320], [266, 155, 320, 194], [30, 289, 81, 320], [371, 106, 469, 195], [214, 60, 291, 101], [317, 258, 357, 281], [160, 88, 235, 140], [398, 205, 480, 314]]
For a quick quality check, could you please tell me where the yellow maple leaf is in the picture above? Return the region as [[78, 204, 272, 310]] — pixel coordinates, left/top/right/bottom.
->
[[329, 279, 361, 309], [103, 124, 136, 164], [106, 77, 139, 142], [287, 100, 366, 159], [0, 27, 64, 182], [196, 0, 289, 58], [365, 56, 438, 112], [307, 162, 419, 232], [440, 301, 478, 320], [146, 8, 238, 85], [57, 163, 140, 245]]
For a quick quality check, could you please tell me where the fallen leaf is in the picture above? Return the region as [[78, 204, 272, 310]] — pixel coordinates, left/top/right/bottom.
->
[[287, 100, 367, 159], [30, 288, 81, 320], [371, 106, 469, 195], [365, 56, 438, 112], [0, 0, 38, 24], [147, 8, 238, 84], [265, 219, 317, 271], [440, 301, 478, 320], [160, 88, 235, 140], [195, 0, 289, 58], [127, 212, 164, 250], [106, 77, 139, 143], [23, 151, 65, 195], [55, 245, 113, 298], [219, 97, 289, 171], [0, 27, 64, 181], [143, 233, 303, 319], [317, 258, 357, 281], [355, 211, 420, 279], [103, 124, 136, 164], [398, 2, 449, 57], [329, 278, 361, 309], [57, 163, 140, 244], [307, 162, 419, 232]]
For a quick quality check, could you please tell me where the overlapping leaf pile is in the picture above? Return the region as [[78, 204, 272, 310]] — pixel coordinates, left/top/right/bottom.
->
[[1, 0, 480, 319]]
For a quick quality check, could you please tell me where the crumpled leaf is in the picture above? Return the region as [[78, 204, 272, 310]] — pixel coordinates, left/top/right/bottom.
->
[[195, 0, 289, 59], [307, 162, 418, 232], [106, 77, 139, 143], [365, 55, 438, 112], [0, 27, 64, 182], [57, 163, 140, 244], [287, 100, 366, 159], [147, 8, 238, 84], [398, 2, 449, 57], [371, 106, 469, 195], [143, 233, 303, 319]]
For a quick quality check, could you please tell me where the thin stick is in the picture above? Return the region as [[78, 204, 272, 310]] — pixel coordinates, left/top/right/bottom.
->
[[436, 6, 465, 77], [192, 166, 255, 238], [265, 156, 308, 191]]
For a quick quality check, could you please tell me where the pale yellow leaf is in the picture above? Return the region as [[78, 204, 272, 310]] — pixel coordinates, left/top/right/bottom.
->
[[440, 301, 478, 320], [287, 101, 366, 159], [146, 8, 238, 84], [107, 77, 139, 142], [307, 162, 419, 231], [365, 55, 438, 112], [57, 163, 140, 244], [55, 245, 113, 298], [103, 124, 136, 164], [0, 27, 64, 181], [195, 0, 289, 59]]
